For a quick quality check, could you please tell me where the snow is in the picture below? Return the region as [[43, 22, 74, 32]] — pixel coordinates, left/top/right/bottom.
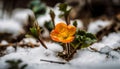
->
[[88, 20, 112, 34], [109, 51, 120, 59], [0, 31, 120, 69], [100, 46, 112, 54], [90, 43, 106, 51], [101, 32, 120, 48], [6, 46, 15, 54], [22, 38, 37, 44], [1, 40, 8, 45], [12, 9, 35, 26], [45, 42, 63, 53], [91, 32, 120, 51], [0, 41, 65, 69], [0, 9, 35, 38], [0, 20, 24, 37], [71, 49, 106, 65]]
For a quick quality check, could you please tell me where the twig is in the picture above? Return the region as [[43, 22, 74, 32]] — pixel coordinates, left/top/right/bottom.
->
[[40, 59, 66, 64], [89, 47, 98, 52], [38, 37, 48, 49]]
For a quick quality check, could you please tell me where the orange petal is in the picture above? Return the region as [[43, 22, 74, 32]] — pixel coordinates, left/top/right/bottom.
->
[[55, 22, 67, 33], [67, 25, 76, 36], [50, 30, 61, 42]]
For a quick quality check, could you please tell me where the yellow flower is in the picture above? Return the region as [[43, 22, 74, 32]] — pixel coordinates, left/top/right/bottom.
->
[[50, 22, 76, 43]]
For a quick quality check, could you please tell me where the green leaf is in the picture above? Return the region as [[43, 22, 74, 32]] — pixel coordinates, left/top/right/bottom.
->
[[77, 30, 86, 36], [6, 59, 27, 69], [59, 3, 67, 12], [25, 34, 34, 38], [44, 21, 54, 32], [86, 33, 96, 40], [81, 43, 89, 48], [29, 0, 46, 18], [30, 0, 40, 6], [58, 3, 72, 18], [33, 6, 41, 13], [71, 30, 97, 49], [30, 27, 38, 38], [73, 21, 77, 27], [71, 42, 81, 49], [49, 9, 55, 28]]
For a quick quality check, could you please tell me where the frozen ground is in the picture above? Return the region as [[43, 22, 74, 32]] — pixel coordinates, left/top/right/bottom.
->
[[0, 32, 120, 69], [0, 9, 34, 38]]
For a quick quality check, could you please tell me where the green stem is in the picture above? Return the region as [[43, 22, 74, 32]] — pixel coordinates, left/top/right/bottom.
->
[[65, 43, 68, 55], [52, 18, 55, 29], [67, 43, 70, 56], [68, 45, 81, 58], [65, 43, 71, 58], [65, 15, 70, 25]]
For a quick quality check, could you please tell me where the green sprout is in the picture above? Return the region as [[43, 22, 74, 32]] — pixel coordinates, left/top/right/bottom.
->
[[6, 59, 27, 69], [59, 3, 72, 25], [26, 20, 47, 49], [71, 30, 97, 49], [29, 0, 46, 18]]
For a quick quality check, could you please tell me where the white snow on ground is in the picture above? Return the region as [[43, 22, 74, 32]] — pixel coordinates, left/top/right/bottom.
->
[[12, 9, 35, 26], [0, 20, 24, 37], [0, 9, 35, 38], [88, 20, 112, 34], [91, 32, 120, 50], [0, 31, 120, 69]]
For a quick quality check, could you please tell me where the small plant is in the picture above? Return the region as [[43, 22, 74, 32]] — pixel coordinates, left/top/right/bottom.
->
[[6, 59, 27, 69], [27, 3, 96, 61], [26, 19, 47, 49], [48, 3, 97, 61]]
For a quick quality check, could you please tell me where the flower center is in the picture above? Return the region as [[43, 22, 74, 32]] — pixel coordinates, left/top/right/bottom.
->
[[62, 33, 69, 39]]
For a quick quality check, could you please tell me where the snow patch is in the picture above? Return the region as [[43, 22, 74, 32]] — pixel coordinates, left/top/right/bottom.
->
[[88, 20, 111, 34]]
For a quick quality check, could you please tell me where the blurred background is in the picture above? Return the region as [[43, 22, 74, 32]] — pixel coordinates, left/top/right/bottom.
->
[[0, 0, 120, 42], [1, 0, 120, 19]]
